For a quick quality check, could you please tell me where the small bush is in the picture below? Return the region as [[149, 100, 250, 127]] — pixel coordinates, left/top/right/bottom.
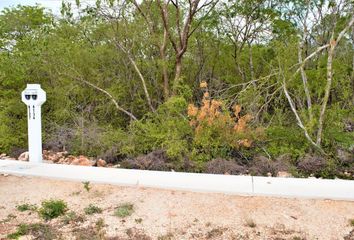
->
[[62, 211, 85, 225], [121, 150, 173, 171], [114, 203, 134, 218], [0, 214, 16, 224], [206, 227, 227, 239], [73, 218, 106, 240], [188, 82, 263, 163], [16, 203, 37, 212], [205, 158, 246, 175], [265, 125, 310, 159], [158, 232, 174, 240], [122, 96, 192, 163], [249, 155, 290, 176], [38, 199, 67, 220], [84, 204, 102, 215], [95, 218, 105, 230], [292, 237, 305, 240], [82, 181, 91, 192], [297, 154, 326, 175], [350, 219, 354, 227], [126, 227, 151, 240], [296, 154, 338, 178], [135, 218, 143, 224], [7, 223, 58, 239], [7, 224, 28, 239]]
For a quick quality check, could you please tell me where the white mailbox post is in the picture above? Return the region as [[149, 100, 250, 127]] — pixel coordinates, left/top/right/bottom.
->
[[21, 84, 46, 163]]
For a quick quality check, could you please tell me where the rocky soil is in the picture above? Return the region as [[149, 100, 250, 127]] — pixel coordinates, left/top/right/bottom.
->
[[0, 151, 108, 168], [1, 148, 353, 179], [0, 175, 353, 240]]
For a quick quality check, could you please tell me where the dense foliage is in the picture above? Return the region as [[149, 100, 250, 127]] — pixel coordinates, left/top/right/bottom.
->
[[0, 0, 353, 177]]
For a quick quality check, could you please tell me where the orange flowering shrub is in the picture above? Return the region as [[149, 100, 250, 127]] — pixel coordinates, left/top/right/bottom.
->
[[188, 82, 262, 159]]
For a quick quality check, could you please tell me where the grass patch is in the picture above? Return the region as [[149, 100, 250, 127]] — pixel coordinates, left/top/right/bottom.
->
[[292, 237, 305, 240], [206, 227, 227, 239], [16, 203, 37, 212], [350, 219, 354, 227], [70, 190, 81, 196], [135, 218, 143, 224], [95, 218, 105, 230], [158, 232, 174, 240], [126, 228, 151, 240], [73, 218, 106, 240], [114, 203, 134, 218], [38, 199, 67, 220], [82, 181, 91, 192], [7, 224, 28, 239], [0, 214, 16, 224], [7, 223, 59, 239], [62, 211, 85, 225], [84, 204, 102, 215]]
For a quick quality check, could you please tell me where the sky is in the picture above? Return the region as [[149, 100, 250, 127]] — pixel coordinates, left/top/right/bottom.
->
[[0, 0, 95, 15]]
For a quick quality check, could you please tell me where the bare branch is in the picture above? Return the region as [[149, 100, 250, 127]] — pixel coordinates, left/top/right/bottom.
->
[[316, 15, 354, 145], [77, 77, 138, 121], [113, 39, 155, 112], [58, 69, 138, 121], [157, 0, 178, 52], [282, 80, 321, 150]]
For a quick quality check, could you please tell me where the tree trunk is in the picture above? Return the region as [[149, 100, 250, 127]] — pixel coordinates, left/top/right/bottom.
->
[[298, 43, 313, 123], [173, 56, 182, 93], [316, 42, 334, 146], [316, 16, 354, 145], [248, 43, 255, 83], [160, 28, 169, 99]]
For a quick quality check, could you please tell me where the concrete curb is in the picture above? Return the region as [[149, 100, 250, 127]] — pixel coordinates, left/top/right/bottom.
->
[[0, 160, 353, 201]]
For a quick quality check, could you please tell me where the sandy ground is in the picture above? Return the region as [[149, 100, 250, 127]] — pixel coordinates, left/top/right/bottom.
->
[[0, 175, 353, 240]]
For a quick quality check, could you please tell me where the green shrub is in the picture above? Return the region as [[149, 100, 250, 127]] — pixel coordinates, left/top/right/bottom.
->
[[84, 204, 102, 215], [16, 203, 37, 212], [114, 203, 134, 218], [82, 181, 91, 192], [7, 224, 28, 239], [265, 125, 310, 159], [322, 107, 354, 151], [350, 219, 354, 227], [7, 223, 58, 239], [123, 97, 192, 163], [38, 199, 67, 220]]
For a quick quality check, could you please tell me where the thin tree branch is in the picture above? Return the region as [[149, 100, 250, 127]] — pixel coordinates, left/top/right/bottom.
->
[[77, 77, 138, 121], [282, 80, 321, 150], [58, 69, 138, 121], [113, 39, 155, 112], [316, 15, 354, 145]]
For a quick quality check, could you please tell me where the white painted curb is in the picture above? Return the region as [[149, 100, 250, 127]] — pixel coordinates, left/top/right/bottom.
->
[[0, 160, 353, 201]]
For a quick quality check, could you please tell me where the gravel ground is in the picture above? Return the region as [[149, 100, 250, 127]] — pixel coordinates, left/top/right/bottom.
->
[[0, 175, 353, 240]]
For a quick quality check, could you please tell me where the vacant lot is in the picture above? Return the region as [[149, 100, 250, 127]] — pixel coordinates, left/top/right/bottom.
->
[[0, 175, 353, 239]]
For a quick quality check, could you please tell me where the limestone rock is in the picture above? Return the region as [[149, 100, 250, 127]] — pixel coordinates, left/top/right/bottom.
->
[[96, 159, 107, 167], [18, 152, 29, 161], [277, 171, 292, 178], [70, 155, 93, 166], [43, 150, 68, 163]]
